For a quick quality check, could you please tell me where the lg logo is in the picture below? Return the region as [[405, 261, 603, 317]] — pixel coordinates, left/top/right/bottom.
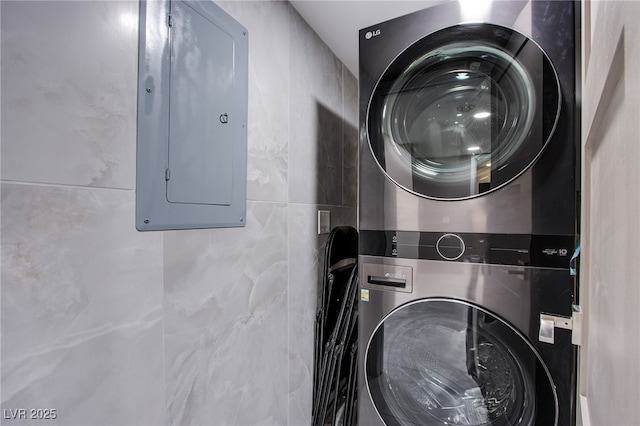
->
[[365, 29, 381, 40]]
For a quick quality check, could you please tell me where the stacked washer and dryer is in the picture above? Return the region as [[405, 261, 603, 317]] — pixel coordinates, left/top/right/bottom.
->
[[357, 1, 580, 425]]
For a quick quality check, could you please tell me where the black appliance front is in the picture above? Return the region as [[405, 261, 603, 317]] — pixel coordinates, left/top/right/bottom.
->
[[359, 0, 579, 235]]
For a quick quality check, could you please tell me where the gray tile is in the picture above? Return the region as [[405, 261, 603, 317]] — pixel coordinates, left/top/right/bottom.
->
[[0, 1, 138, 189], [343, 68, 359, 208], [287, 204, 324, 426], [288, 6, 344, 206], [0, 183, 164, 425], [343, 66, 359, 130], [164, 201, 289, 425], [287, 204, 357, 425], [1, 2, 363, 425], [218, 0, 290, 203], [343, 122, 359, 208]]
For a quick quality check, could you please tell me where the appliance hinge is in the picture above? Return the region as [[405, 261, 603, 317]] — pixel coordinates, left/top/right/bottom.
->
[[165, 168, 171, 181], [539, 304, 582, 346]]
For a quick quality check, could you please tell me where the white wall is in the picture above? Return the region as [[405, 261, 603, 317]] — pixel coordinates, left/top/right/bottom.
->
[[0, 1, 358, 425], [579, 1, 640, 425]]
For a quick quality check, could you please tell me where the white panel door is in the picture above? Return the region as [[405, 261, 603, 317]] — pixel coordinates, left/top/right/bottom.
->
[[579, 1, 640, 425]]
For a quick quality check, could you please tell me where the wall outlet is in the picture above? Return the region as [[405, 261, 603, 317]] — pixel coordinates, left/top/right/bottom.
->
[[318, 210, 330, 234]]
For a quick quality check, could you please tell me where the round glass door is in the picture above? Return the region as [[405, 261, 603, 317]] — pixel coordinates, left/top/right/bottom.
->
[[367, 23, 561, 200], [365, 299, 557, 426]]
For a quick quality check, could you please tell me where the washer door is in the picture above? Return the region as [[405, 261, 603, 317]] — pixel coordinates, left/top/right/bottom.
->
[[367, 23, 560, 200], [365, 299, 557, 426]]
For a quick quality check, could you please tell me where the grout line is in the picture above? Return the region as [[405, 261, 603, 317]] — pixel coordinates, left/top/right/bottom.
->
[[161, 230, 167, 425], [0, 179, 135, 192], [287, 4, 292, 423]]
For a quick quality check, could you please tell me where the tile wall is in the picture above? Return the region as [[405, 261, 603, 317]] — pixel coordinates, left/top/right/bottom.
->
[[0, 1, 358, 425]]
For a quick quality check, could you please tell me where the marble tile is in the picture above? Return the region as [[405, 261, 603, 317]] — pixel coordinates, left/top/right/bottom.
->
[[217, 0, 290, 203], [0, 1, 138, 189], [342, 68, 359, 208], [164, 201, 289, 425], [0, 183, 164, 425], [288, 6, 344, 206], [1, 2, 362, 425], [287, 204, 325, 426], [287, 204, 357, 426], [342, 67, 359, 131]]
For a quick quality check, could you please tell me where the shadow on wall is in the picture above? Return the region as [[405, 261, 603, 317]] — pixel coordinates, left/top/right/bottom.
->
[[316, 102, 344, 206], [313, 100, 358, 290], [312, 101, 359, 425]]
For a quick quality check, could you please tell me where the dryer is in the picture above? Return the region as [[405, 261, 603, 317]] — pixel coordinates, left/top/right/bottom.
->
[[359, 0, 580, 235]]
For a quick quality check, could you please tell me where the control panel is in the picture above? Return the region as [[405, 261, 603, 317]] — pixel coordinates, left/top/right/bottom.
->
[[360, 230, 576, 268]]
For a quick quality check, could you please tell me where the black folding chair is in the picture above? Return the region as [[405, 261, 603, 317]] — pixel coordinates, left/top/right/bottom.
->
[[312, 226, 358, 426]]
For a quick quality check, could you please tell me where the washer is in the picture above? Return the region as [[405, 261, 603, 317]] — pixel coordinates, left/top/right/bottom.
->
[[358, 2, 579, 424], [358, 244, 577, 426], [359, 0, 580, 235]]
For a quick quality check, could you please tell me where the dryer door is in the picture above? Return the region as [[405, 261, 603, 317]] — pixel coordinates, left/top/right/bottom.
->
[[367, 23, 560, 200], [365, 299, 557, 426]]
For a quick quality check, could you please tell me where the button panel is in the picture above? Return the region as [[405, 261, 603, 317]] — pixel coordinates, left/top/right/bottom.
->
[[359, 230, 576, 268]]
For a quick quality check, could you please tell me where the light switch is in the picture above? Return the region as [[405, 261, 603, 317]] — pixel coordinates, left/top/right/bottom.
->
[[318, 210, 330, 234]]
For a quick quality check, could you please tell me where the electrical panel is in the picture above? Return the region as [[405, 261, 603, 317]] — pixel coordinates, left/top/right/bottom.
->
[[136, 0, 248, 231]]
